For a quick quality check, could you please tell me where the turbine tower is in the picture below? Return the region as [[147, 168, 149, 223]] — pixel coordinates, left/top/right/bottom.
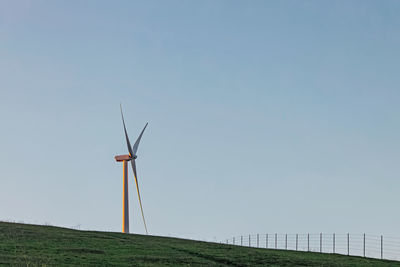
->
[[115, 105, 148, 234]]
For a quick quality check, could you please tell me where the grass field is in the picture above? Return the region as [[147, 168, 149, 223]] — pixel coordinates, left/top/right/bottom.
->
[[0, 222, 398, 266]]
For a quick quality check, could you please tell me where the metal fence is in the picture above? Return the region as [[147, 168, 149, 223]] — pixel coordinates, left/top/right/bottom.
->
[[222, 233, 400, 261]]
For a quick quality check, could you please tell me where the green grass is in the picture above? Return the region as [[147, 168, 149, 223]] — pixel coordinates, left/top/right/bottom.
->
[[0, 222, 398, 266]]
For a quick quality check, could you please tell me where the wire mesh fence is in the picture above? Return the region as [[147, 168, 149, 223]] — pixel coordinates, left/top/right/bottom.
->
[[222, 233, 400, 261]]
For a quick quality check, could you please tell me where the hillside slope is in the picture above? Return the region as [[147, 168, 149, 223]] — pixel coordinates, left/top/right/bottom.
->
[[0, 222, 398, 266]]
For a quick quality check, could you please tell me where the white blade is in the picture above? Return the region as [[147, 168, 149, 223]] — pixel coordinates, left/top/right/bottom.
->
[[120, 104, 134, 157], [132, 123, 148, 156], [131, 159, 148, 234]]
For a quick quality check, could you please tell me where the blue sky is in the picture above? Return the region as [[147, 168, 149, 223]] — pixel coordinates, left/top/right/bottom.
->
[[1, 0, 400, 241]]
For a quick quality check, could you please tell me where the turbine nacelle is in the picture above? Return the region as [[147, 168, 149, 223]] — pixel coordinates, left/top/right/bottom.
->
[[115, 154, 131, 162], [114, 154, 137, 162]]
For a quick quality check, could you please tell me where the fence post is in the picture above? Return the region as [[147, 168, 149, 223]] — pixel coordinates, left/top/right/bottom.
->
[[320, 233, 322, 253], [233, 237, 235, 245], [285, 234, 287, 250], [296, 234, 298, 251], [333, 233, 335, 254], [363, 233, 365, 257], [307, 234, 310, 252], [347, 233, 349, 255], [381, 235, 383, 259], [257, 234, 259, 248], [266, 234, 268, 249], [241, 235, 243, 246], [249, 235, 251, 247], [275, 233, 277, 249]]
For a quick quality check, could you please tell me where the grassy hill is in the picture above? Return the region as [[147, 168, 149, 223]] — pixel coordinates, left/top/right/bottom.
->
[[0, 222, 398, 266]]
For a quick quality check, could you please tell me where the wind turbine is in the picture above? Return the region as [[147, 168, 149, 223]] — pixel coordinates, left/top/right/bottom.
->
[[115, 105, 148, 234]]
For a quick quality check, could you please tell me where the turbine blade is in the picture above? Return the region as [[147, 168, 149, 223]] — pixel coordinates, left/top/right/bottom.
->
[[131, 159, 148, 234], [132, 123, 148, 156], [120, 104, 134, 157]]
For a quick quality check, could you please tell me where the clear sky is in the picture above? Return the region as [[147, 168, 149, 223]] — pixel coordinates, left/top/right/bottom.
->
[[1, 1, 400, 242]]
